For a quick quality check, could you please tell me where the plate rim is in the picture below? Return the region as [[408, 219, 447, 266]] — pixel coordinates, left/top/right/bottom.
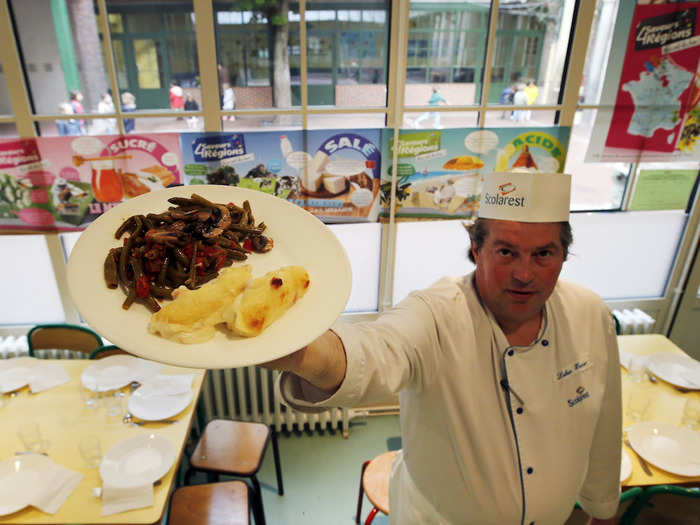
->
[[127, 388, 193, 421], [81, 355, 144, 391], [628, 421, 700, 476], [99, 434, 176, 487], [67, 184, 352, 369], [646, 353, 700, 390]]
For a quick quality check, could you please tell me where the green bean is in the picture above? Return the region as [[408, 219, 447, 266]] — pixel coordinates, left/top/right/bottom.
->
[[104, 249, 119, 289]]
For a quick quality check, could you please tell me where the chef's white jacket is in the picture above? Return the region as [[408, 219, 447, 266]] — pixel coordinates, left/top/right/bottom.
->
[[280, 274, 622, 524]]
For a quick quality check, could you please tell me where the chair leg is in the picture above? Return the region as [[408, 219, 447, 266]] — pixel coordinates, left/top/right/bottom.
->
[[364, 507, 379, 525], [250, 474, 266, 525], [355, 460, 370, 524], [270, 427, 284, 495]]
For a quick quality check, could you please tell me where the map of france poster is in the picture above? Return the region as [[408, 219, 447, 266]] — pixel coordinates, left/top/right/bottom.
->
[[586, 2, 700, 162]]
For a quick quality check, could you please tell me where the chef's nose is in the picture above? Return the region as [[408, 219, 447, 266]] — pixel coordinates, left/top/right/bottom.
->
[[512, 256, 535, 284]]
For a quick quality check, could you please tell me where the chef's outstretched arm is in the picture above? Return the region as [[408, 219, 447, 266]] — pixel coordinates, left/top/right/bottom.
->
[[259, 329, 347, 394]]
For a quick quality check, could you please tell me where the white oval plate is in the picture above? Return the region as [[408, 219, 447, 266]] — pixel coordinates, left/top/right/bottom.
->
[[628, 421, 700, 477], [67, 185, 351, 370], [81, 355, 161, 392], [0, 454, 55, 516], [646, 353, 700, 390], [620, 449, 632, 483], [100, 434, 176, 488], [127, 389, 193, 421]]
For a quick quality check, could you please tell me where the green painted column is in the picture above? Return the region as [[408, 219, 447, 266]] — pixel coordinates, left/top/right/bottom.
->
[[50, 0, 81, 95]]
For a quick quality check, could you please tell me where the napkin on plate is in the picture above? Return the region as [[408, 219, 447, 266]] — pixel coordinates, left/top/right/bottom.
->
[[101, 482, 154, 516], [31, 463, 83, 514], [28, 364, 70, 394], [136, 374, 194, 398]]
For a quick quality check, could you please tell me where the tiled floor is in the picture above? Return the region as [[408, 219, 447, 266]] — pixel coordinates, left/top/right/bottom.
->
[[181, 414, 700, 525]]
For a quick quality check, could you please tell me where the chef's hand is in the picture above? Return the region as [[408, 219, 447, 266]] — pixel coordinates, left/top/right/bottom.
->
[[259, 330, 347, 394], [588, 517, 615, 525]]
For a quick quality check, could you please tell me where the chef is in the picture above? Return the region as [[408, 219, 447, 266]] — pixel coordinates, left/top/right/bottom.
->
[[265, 171, 622, 525]]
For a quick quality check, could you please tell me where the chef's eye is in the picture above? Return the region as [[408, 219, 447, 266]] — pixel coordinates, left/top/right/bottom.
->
[[536, 250, 552, 258], [497, 248, 513, 257]]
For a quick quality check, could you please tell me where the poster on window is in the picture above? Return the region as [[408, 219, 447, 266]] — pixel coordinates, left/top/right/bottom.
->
[[379, 127, 570, 219], [0, 134, 182, 231], [586, 2, 700, 162], [180, 129, 382, 222]]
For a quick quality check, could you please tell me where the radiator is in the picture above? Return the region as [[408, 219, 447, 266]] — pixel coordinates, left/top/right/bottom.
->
[[196, 367, 353, 438], [613, 308, 656, 334], [0, 336, 354, 437]]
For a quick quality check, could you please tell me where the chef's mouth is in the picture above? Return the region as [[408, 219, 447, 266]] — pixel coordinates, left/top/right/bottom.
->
[[506, 289, 537, 298]]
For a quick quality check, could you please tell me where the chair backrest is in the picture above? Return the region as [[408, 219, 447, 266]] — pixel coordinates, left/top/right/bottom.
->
[[90, 345, 130, 359], [27, 324, 103, 358]]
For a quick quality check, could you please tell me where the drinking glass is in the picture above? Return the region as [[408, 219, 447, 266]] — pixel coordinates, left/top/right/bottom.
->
[[103, 391, 123, 419], [626, 393, 650, 423], [79, 383, 99, 409], [78, 436, 102, 469], [681, 398, 700, 431], [17, 422, 48, 453], [627, 356, 648, 383]]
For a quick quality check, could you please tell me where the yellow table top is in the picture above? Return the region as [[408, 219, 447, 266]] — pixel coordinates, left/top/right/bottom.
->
[[0, 359, 205, 524], [618, 334, 700, 488]]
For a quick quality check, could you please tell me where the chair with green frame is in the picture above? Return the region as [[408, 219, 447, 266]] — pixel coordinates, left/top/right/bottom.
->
[[618, 485, 700, 525], [89, 345, 131, 359], [27, 323, 103, 359]]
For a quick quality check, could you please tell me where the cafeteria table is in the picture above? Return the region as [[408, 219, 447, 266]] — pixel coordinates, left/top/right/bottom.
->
[[617, 335, 700, 524], [0, 359, 206, 524]]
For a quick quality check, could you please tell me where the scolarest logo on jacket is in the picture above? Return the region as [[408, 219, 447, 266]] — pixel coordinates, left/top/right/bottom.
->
[[567, 385, 590, 408]]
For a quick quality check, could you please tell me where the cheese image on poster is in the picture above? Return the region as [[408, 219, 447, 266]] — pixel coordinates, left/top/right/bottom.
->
[[380, 127, 570, 219]]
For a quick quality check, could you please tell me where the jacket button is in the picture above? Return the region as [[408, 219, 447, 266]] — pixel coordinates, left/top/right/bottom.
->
[[508, 350, 514, 356], [516, 407, 524, 414], [527, 467, 534, 474], [541, 339, 549, 346]]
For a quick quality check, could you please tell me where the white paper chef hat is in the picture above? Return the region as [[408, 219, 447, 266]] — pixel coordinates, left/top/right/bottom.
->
[[478, 172, 571, 222]]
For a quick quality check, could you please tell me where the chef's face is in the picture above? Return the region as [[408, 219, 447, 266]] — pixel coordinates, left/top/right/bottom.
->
[[472, 219, 565, 332]]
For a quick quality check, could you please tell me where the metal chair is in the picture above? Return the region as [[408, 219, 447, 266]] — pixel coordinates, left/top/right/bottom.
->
[[27, 323, 102, 359], [184, 419, 284, 525], [619, 485, 700, 525], [355, 450, 398, 525], [89, 345, 130, 359], [168, 480, 250, 525]]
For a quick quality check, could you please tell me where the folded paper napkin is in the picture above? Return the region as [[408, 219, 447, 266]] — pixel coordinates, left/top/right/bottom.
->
[[137, 374, 194, 398], [28, 364, 70, 393], [101, 482, 154, 516], [618, 349, 647, 371], [31, 462, 83, 514]]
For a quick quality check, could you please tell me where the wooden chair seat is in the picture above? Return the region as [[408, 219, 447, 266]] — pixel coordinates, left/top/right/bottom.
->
[[186, 419, 284, 525], [356, 450, 398, 524], [190, 420, 269, 476], [168, 481, 249, 525]]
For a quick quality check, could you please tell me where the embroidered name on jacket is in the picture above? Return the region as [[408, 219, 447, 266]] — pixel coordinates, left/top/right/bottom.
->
[[568, 386, 590, 407], [556, 360, 591, 381]]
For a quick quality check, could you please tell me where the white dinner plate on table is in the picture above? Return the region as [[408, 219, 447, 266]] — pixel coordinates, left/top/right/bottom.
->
[[66, 185, 351, 370], [127, 376, 193, 421], [81, 355, 161, 392], [645, 353, 700, 390], [0, 453, 54, 516], [0, 357, 39, 394], [620, 449, 632, 483], [627, 421, 700, 477], [100, 434, 176, 488]]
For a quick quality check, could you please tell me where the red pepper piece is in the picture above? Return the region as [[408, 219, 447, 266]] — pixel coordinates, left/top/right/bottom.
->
[[243, 238, 253, 252], [135, 275, 150, 298]]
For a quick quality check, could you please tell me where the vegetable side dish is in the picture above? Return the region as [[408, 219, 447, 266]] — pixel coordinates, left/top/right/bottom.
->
[[104, 193, 273, 313]]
